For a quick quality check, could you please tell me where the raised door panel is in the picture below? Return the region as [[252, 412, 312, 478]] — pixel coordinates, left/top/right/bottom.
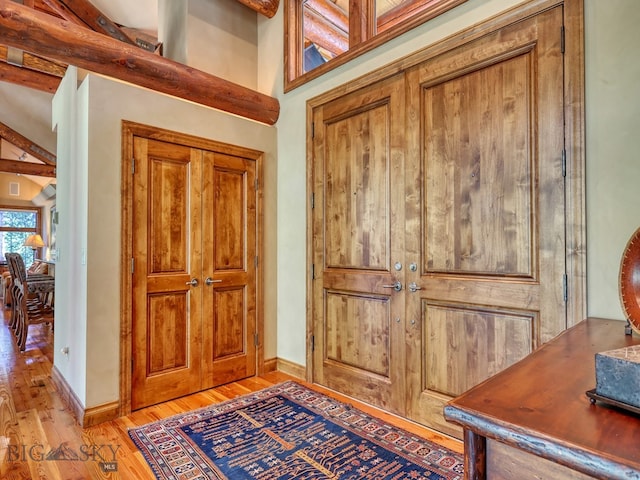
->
[[132, 138, 203, 410], [424, 55, 533, 277], [325, 291, 391, 377], [424, 304, 534, 397], [405, 6, 565, 435], [312, 73, 406, 414]]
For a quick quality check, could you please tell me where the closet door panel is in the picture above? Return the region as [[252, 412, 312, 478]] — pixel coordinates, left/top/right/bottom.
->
[[131, 138, 203, 410], [201, 152, 257, 388]]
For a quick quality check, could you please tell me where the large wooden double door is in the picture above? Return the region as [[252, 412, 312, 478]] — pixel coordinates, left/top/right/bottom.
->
[[131, 135, 258, 410], [311, 7, 569, 435]]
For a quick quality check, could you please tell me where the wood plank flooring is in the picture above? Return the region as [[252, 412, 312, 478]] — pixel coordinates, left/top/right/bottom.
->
[[0, 306, 462, 479]]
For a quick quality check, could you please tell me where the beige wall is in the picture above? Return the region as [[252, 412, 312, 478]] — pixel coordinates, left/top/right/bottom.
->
[[159, 0, 258, 90], [584, 1, 640, 319], [259, 0, 640, 366]]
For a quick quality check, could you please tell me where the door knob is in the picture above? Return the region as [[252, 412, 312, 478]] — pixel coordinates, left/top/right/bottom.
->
[[382, 281, 402, 292], [185, 278, 199, 287], [408, 282, 422, 292], [205, 277, 222, 286]]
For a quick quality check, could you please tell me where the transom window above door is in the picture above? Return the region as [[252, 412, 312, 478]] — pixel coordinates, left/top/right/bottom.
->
[[284, 0, 467, 91]]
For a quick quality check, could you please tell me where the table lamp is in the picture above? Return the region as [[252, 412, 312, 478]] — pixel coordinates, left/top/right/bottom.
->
[[23, 234, 46, 259]]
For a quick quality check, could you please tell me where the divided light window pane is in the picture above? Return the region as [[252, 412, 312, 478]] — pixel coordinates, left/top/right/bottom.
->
[[0, 208, 39, 266], [302, 0, 348, 73]]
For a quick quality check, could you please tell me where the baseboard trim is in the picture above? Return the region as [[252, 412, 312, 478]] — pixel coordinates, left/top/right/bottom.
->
[[264, 357, 278, 373], [276, 357, 306, 380], [51, 366, 119, 427]]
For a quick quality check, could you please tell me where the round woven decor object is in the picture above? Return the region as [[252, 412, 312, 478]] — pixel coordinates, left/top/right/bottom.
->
[[620, 227, 640, 334]]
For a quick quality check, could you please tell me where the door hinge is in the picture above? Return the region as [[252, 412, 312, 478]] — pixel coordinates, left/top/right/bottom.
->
[[255, 256, 259, 268], [131, 157, 135, 174], [311, 263, 315, 280], [311, 192, 315, 209], [311, 334, 315, 352], [560, 25, 565, 54], [254, 333, 259, 346], [255, 178, 258, 191], [131, 258, 134, 274], [562, 149, 566, 177], [311, 122, 315, 139], [563, 273, 568, 303]]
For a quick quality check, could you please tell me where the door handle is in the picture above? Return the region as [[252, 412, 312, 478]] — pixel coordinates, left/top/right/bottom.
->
[[408, 282, 422, 293], [205, 277, 222, 286], [382, 281, 402, 292], [186, 278, 199, 287]]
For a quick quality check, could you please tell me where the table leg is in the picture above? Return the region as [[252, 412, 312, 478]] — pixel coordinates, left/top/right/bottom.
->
[[464, 429, 486, 480]]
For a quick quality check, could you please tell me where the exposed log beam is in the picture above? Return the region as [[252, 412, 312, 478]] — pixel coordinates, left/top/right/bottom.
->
[[0, 61, 61, 93], [0, 121, 57, 166], [0, 1, 280, 125], [41, 0, 138, 47], [0, 158, 56, 177], [120, 27, 162, 54], [0, 45, 67, 77], [305, 0, 348, 33], [236, 0, 279, 18], [303, 7, 348, 57], [34, 0, 64, 18]]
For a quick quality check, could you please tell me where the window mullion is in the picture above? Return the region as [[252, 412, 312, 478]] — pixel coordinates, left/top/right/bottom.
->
[[349, 0, 375, 47]]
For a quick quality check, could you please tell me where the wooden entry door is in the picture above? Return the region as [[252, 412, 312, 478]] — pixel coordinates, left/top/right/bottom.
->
[[311, 73, 407, 414], [404, 6, 566, 435], [311, 6, 567, 435], [131, 136, 257, 410]]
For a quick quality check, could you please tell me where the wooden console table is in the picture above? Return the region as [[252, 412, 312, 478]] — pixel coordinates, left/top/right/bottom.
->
[[444, 318, 640, 480]]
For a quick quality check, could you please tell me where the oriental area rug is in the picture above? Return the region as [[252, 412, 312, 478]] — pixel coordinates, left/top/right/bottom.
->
[[129, 381, 464, 479]]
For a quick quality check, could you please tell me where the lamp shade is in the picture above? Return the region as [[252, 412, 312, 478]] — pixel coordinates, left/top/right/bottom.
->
[[23, 234, 46, 248]]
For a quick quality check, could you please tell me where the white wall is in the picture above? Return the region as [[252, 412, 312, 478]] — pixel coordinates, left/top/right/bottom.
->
[[258, 0, 640, 367], [53, 71, 277, 408]]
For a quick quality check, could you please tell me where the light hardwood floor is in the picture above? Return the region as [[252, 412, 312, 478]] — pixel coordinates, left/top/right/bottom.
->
[[0, 306, 462, 479]]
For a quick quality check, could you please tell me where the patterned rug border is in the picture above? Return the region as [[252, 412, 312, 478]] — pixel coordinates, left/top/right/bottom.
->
[[129, 380, 464, 479]]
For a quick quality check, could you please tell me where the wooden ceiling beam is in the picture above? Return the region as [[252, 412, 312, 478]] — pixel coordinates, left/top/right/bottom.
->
[[0, 1, 280, 125], [33, 0, 64, 18], [0, 158, 56, 177], [120, 27, 162, 54], [0, 45, 67, 77], [0, 121, 57, 166], [236, 0, 279, 18], [0, 61, 61, 93]]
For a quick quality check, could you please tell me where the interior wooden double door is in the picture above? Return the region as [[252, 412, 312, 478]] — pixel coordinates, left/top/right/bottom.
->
[[129, 129, 259, 410], [311, 6, 571, 435]]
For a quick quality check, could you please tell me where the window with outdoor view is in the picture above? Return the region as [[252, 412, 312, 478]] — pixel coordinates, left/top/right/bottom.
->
[[0, 207, 41, 267], [285, 0, 467, 91]]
